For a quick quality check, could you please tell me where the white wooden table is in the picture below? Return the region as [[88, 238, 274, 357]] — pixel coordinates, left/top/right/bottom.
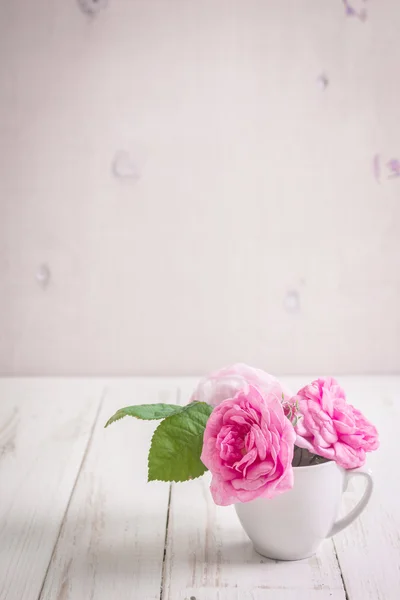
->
[[0, 377, 399, 600]]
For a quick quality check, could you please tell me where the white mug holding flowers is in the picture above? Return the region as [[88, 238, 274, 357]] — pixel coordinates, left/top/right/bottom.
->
[[106, 364, 379, 561]]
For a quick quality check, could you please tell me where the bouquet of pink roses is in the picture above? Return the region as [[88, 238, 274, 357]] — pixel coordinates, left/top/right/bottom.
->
[[106, 364, 379, 507]]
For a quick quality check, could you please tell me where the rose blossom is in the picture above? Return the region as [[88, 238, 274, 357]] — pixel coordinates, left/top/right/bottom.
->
[[191, 363, 293, 408], [294, 377, 379, 469], [201, 384, 296, 506]]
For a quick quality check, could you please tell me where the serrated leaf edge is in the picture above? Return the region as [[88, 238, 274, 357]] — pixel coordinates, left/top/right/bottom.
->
[[104, 409, 129, 428], [105, 403, 186, 428], [147, 402, 212, 483], [105, 400, 211, 428]]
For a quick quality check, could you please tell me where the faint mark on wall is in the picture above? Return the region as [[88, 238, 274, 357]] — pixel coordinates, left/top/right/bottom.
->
[[112, 150, 140, 181], [373, 154, 400, 182], [373, 154, 381, 183], [387, 158, 400, 179], [77, 0, 108, 16], [36, 264, 51, 289], [283, 290, 301, 314], [316, 74, 329, 91], [343, 0, 367, 22]]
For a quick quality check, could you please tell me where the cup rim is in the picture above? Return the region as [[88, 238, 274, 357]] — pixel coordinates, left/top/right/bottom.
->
[[292, 459, 339, 472]]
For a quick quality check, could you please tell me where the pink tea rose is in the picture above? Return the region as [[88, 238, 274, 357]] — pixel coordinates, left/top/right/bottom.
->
[[201, 384, 296, 505], [191, 363, 293, 408], [294, 377, 379, 469]]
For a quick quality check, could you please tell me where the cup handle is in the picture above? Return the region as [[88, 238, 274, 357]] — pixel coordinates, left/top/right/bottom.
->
[[328, 466, 374, 538]]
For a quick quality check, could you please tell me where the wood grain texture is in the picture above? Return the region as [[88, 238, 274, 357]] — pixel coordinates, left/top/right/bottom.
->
[[163, 475, 346, 600], [330, 377, 400, 600], [0, 379, 103, 600], [161, 379, 346, 600], [2, 376, 398, 600], [39, 379, 179, 600], [3, 1, 400, 378]]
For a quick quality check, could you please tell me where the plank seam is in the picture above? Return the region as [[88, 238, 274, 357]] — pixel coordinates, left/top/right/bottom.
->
[[160, 484, 172, 600], [160, 385, 181, 599], [36, 386, 107, 600], [333, 539, 350, 600]]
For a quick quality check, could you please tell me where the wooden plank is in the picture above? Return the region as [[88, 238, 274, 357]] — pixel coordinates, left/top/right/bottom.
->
[[40, 379, 179, 600], [0, 378, 103, 600], [163, 475, 346, 600], [330, 377, 400, 600], [162, 379, 346, 600]]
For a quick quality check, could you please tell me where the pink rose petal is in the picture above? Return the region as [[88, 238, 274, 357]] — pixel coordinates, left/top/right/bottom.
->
[[201, 385, 296, 506], [294, 377, 379, 469]]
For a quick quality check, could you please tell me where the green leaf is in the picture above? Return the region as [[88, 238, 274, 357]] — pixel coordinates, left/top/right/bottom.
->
[[105, 403, 185, 427], [148, 402, 213, 482]]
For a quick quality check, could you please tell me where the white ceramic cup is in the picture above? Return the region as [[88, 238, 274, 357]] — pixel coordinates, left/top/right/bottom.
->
[[235, 460, 373, 561]]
